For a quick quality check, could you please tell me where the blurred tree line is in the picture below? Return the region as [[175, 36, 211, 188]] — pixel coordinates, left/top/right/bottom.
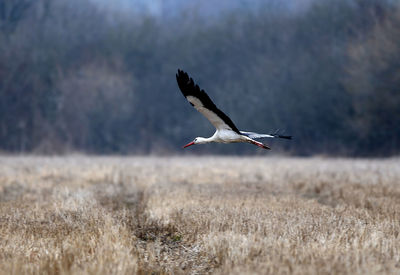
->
[[0, 0, 399, 156]]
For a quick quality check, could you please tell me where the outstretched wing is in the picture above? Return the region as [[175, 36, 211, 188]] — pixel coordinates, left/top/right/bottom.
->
[[240, 131, 275, 139], [176, 69, 241, 134], [241, 131, 292, 140]]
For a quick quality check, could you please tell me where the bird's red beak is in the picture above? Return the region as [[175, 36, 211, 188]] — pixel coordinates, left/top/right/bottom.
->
[[183, 141, 195, 148]]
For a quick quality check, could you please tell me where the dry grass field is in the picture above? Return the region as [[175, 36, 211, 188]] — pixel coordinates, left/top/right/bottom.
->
[[0, 156, 399, 274]]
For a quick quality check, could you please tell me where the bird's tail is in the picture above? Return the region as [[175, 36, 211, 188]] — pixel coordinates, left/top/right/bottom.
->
[[241, 131, 292, 140]]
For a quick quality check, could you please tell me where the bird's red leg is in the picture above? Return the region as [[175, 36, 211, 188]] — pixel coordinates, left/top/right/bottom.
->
[[249, 139, 270, 150]]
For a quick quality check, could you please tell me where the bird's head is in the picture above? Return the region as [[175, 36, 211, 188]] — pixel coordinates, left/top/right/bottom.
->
[[183, 137, 207, 148]]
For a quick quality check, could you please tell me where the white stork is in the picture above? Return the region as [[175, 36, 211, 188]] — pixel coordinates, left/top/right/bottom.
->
[[176, 69, 291, 150]]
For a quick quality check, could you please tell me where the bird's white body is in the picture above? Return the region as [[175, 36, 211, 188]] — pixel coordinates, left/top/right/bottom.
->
[[199, 130, 248, 144], [190, 129, 269, 149]]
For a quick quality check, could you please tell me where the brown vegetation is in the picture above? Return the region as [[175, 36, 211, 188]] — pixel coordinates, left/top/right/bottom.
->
[[0, 156, 399, 274]]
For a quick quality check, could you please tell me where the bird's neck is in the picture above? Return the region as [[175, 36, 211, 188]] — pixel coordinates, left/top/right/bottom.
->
[[197, 136, 214, 144]]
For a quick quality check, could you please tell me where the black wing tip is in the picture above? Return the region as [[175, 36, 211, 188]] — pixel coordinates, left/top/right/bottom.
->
[[278, 135, 292, 140], [176, 69, 183, 79], [177, 69, 188, 79], [176, 69, 197, 98], [271, 130, 292, 140], [176, 69, 188, 82]]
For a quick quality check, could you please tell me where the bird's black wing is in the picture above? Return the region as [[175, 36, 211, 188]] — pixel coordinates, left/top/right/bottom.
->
[[176, 69, 241, 134]]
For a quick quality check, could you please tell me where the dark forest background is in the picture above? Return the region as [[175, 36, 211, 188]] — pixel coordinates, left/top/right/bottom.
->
[[0, 0, 399, 156]]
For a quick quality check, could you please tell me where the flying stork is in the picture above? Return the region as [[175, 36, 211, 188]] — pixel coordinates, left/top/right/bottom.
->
[[176, 69, 291, 150]]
